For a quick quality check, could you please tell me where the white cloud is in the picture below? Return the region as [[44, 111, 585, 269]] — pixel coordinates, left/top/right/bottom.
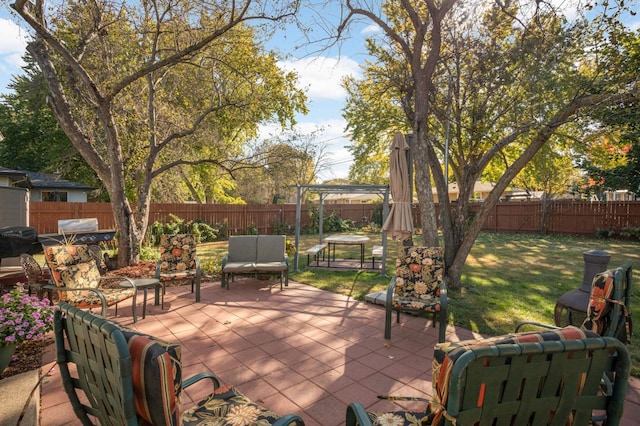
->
[[279, 56, 361, 100], [0, 18, 28, 91], [361, 24, 381, 35], [0, 18, 28, 55]]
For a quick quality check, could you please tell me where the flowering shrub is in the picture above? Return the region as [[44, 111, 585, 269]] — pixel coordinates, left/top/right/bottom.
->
[[0, 284, 54, 345]]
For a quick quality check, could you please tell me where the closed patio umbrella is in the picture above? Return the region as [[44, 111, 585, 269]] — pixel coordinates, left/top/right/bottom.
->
[[382, 132, 414, 241]]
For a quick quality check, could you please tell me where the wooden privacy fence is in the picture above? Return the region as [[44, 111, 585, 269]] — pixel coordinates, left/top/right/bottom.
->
[[29, 200, 640, 237], [29, 202, 383, 236]]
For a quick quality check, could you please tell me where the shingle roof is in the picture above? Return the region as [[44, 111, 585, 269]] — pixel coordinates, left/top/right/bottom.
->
[[0, 167, 95, 190]]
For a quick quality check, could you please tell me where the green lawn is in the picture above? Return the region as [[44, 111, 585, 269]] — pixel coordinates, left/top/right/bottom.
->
[[199, 231, 640, 376]]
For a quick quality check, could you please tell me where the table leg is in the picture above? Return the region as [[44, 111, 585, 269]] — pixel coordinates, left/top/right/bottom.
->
[[142, 287, 148, 319], [131, 291, 138, 323]]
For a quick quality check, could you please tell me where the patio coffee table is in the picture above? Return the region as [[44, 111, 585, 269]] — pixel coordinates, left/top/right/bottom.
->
[[324, 235, 370, 268], [119, 278, 162, 321]]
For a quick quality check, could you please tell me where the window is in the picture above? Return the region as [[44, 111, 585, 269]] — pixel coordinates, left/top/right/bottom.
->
[[42, 191, 68, 202]]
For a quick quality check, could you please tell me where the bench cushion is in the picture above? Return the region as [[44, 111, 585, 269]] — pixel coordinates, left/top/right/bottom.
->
[[227, 236, 258, 263], [254, 261, 287, 272], [256, 235, 286, 263], [222, 261, 256, 273]]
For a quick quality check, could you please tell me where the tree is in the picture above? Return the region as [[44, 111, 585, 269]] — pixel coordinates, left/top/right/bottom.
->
[[337, 0, 639, 289], [580, 30, 640, 198], [10, 0, 306, 266], [0, 55, 102, 195]]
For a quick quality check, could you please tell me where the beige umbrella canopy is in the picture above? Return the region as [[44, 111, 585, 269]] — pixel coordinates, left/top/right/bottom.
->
[[382, 132, 414, 241]]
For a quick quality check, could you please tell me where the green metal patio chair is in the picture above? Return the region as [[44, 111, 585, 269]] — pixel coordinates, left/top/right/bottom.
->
[[155, 234, 202, 302], [346, 327, 630, 426], [385, 246, 448, 343], [44, 244, 140, 320], [54, 302, 305, 426], [516, 263, 633, 343]]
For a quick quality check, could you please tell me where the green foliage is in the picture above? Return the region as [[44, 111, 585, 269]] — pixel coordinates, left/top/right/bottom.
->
[[0, 55, 104, 199], [147, 214, 220, 246], [245, 223, 258, 235], [200, 259, 221, 276], [596, 226, 640, 241], [138, 244, 160, 262], [285, 239, 296, 257], [305, 207, 356, 233], [272, 218, 292, 235]]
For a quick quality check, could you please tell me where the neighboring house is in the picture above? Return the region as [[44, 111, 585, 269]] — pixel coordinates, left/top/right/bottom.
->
[[314, 193, 384, 204], [432, 181, 524, 203], [0, 167, 94, 202]]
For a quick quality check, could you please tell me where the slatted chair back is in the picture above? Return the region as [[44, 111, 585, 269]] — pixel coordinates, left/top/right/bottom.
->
[[581, 263, 633, 343], [347, 327, 631, 426], [54, 303, 138, 425], [444, 336, 630, 425]]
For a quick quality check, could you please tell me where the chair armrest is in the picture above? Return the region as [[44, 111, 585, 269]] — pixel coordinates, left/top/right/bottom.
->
[[346, 402, 373, 426], [155, 261, 162, 278], [183, 372, 221, 391], [99, 276, 138, 290], [43, 285, 110, 317], [386, 276, 397, 306], [514, 321, 560, 332], [221, 254, 229, 268]]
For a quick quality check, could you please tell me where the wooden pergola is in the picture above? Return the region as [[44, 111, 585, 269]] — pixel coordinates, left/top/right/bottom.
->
[[293, 184, 390, 275]]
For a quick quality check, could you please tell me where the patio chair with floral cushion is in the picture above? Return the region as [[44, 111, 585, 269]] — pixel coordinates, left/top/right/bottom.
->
[[385, 246, 448, 343], [54, 302, 306, 426], [155, 234, 202, 302], [346, 326, 630, 426], [516, 263, 633, 344], [44, 244, 140, 320]]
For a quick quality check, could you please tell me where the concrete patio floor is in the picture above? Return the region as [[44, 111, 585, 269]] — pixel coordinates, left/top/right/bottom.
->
[[39, 278, 640, 426]]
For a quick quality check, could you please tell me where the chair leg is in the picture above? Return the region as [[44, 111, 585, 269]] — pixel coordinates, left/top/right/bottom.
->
[[438, 309, 447, 343], [384, 305, 393, 339]]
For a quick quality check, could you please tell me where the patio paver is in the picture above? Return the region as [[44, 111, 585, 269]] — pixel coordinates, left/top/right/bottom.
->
[[39, 278, 640, 425]]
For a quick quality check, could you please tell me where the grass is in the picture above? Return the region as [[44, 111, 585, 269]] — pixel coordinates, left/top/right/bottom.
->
[[198, 231, 640, 376]]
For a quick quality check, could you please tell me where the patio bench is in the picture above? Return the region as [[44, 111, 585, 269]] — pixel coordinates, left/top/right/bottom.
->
[[371, 245, 383, 268], [221, 235, 289, 290], [305, 243, 327, 266]]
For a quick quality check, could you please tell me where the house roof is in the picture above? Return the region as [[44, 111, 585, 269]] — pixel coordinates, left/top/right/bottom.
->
[[0, 167, 95, 191]]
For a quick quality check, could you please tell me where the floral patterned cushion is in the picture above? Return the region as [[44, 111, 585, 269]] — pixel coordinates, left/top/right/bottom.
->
[[45, 245, 134, 305], [182, 384, 283, 426], [581, 269, 616, 335], [157, 234, 198, 281], [44, 245, 94, 291], [393, 246, 444, 313], [121, 329, 182, 426]]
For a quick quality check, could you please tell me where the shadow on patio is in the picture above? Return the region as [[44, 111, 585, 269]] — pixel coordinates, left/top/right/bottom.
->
[[40, 278, 640, 426]]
